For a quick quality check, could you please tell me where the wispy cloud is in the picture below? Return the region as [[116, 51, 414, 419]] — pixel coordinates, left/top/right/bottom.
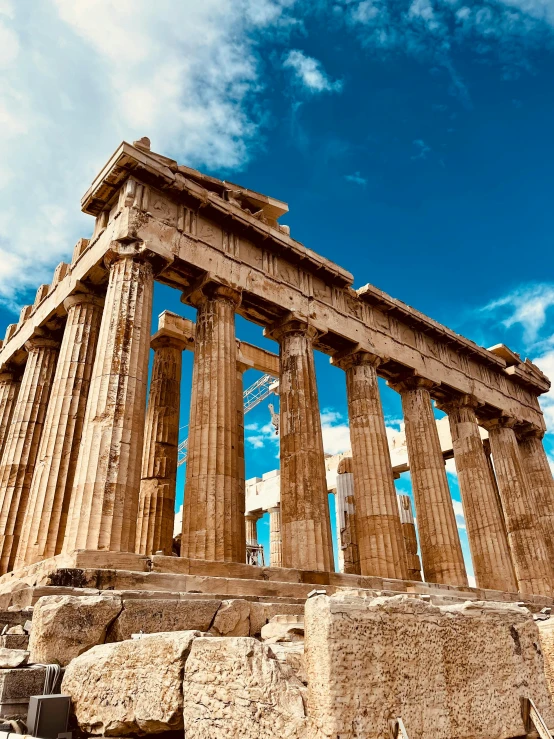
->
[[411, 138, 431, 160], [481, 283, 554, 344], [283, 49, 343, 93], [452, 499, 466, 530], [345, 171, 367, 186]]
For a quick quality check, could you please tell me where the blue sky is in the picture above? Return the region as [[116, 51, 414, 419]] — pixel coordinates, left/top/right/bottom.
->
[[1, 0, 554, 580]]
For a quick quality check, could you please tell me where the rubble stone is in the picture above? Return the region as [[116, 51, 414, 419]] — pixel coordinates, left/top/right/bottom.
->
[[29, 594, 122, 666], [261, 615, 304, 642], [0, 634, 28, 650], [0, 648, 28, 668], [537, 618, 554, 701], [62, 631, 201, 735], [210, 599, 250, 636], [305, 593, 554, 739], [183, 636, 307, 738], [0, 666, 46, 719], [106, 599, 220, 641]]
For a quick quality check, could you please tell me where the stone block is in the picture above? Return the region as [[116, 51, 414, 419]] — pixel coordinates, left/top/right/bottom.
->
[[537, 618, 554, 701], [261, 615, 304, 642], [0, 666, 46, 718], [268, 642, 307, 684], [0, 649, 28, 668], [249, 602, 305, 637], [0, 634, 29, 650], [62, 631, 201, 735], [29, 595, 122, 667], [106, 599, 220, 641], [210, 599, 250, 637], [305, 593, 554, 739], [183, 636, 307, 738]]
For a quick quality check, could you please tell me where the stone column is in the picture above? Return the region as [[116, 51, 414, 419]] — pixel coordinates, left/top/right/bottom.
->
[[181, 283, 245, 563], [0, 337, 59, 574], [483, 416, 552, 596], [518, 427, 554, 568], [266, 317, 334, 572], [245, 512, 260, 547], [236, 360, 247, 533], [268, 505, 282, 568], [439, 396, 516, 592], [333, 351, 408, 580], [335, 457, 360, 574], [63, 244, 155, 554], [0, 371, 21, 462], [135, 333, 186, 556], [397, 494, 422, 581], [392, 376, 468, 587], [16, 293, 104, 567]]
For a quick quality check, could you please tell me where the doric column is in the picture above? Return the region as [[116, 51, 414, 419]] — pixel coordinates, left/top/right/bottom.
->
[[0, 337, 59, 573], [483, 416, 552, 596], [181, 282, 244, 563], [438, 396, 516, 592], [245, 512, 260, 547], [64, 244, 155, 554], [0, 371, 21, 461], [265, 316, 334, 572], [391, 376, 468, 587], [16, 293, 104, 567], [333, 351, 407, 579], [236, 360, 248, 531], [518, 427, 554, 568], [335, 457, 360, 574], [397, 494, 422, 581], [268, 505, 282, 568], [135, 332, 186, 556]]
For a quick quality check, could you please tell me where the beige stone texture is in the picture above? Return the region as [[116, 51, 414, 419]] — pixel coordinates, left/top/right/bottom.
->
[[269, 505, 282, 568], [64, 246, 154, 554], [266, 317, 333, 572], [261, 614, 304, 642], [269, 641, 307, 684], [29, 594, 122, 666], [16, 294, 104, 568], [181, 283, 245, 563], [136, 333, 185, 555], [333, 351, 407, 580], [249, 602, 305, 637], [0, 648, 28, 668], [394, 377, 468, 586], [305, 593, 554, 739], [0, 665, 46, 718], [210, 598, 251, 636], [518, 428, 554, 569], [441, 396, 517, 592], [0, 337, 59, 575], [335, 462, 359, 574], [62, 630, 200, 736], [183, 636, 307, 738], [0, 372, 20, 463], [397, 494, 422, 581], [0, 634, 28, 650], [484, 417, 553, 596], [537, 618, 554, 702], [106, 598, 220, 641], [245, 512, 260, 547]]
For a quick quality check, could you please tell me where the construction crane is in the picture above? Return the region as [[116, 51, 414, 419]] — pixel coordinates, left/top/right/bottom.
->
[[177, 373, 278, 466]]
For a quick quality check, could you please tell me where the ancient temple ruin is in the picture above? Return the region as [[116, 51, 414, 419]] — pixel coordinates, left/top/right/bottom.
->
[[0, 136, 552, 600]]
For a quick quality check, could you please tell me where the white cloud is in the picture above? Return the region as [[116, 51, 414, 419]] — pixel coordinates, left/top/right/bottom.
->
[[482, 283, 554, 343], [452, 499, 466, 530], [321, 409, 351, 454], [283, 49, 343, 93], [345, 171, 367, 186], [0, 0, 297, 311], [411, 138, 431, 160]]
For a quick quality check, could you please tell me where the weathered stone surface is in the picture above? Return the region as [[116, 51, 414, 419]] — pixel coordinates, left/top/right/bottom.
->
[[305, 593, 554, 739], [0, 666, 46, 717], [249, 602, 305, 638], [0, 648, 28, 668], [210, 599, 250, 637], [537, 618, 554, 701], [6, 625, 24, 635], [183, 636, 307, 738], [268, 641, 307, 685], [62, 631, 200, 736], [29, 594, 122, 666], [106, 599, 220, 641], [0, 634, 28, 650], [261, 614, 304, 642]]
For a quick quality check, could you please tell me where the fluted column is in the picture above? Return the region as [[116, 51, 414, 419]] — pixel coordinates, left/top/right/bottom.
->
[[518, 427, 554, 568], [181, 283, 244, 562], [483, 416, 552, 596], [269, 505, 282, 568], [333, 351, 408, 579], [245, 512, 260, 547], [0, 337, 59, 573], [236, 360, 247, 532], [335, 457, 360, 574], [64, 244, 155, 554], [136, 333, 186, 556], [392, 376, 468, 586], [16, 293, 104, 567], [266, 317, 334, 572], [0, 371, 21, 461], [439, 396, 516, 592], [397, 494, 422, 581]]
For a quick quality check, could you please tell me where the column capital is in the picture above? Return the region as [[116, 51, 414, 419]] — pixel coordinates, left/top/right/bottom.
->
[[264, 313, 320, 342], [435, 393, 481, 414], [0, 371, 15, 383], [150, 333, 188, 353], [516, 423, 545, 442], [387, 373, 438, 394], [478, 414, 517, 432], [337, 456, 353, 474], [104, 240, 173, 275], [63, 291, 105, 313], [245, 511, 263, 522], [331, 346, 384, 371], [268, 504, 281, 513], [181, 274, 242, 309], [24, 336, 60, 352]]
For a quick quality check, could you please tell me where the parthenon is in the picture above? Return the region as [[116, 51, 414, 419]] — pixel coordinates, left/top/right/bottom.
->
[[0, 135, 552, 604]]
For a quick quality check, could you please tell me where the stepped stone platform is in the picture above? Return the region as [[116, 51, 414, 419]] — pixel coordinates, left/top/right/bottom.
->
[[0, 551, 552, 612]]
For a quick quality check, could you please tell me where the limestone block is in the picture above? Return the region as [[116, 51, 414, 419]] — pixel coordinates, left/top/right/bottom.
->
[[62, 631, 201, 736], [29, 595, 122, 666], [0, 648, 28, 668], [537, 618, 554, 701], [268, 642, 307, 684], [183, 636, 307, 738], [0, 666, 46, 718], [210, 599, 251, 636], [261, 615, 304, 642], [0, 634, 28, 650], [305, 593, 554, 739], [106, 599, 220, 641], [249, 602, 305, 637], [5, 626, 24, 635]]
